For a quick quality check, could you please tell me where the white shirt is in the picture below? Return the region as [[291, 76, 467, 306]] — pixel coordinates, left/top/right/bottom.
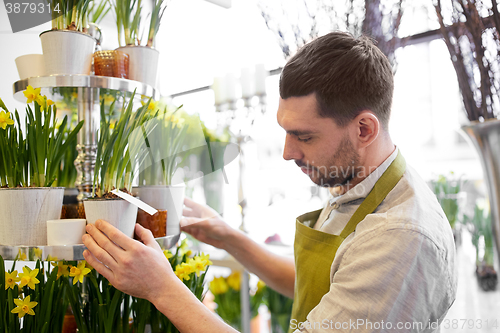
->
[[293, 148, 457, 333]]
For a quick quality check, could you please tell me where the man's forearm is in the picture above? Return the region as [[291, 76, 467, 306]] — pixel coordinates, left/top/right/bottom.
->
[[222, 229, 295, 298], [152, 276, 239, 333]]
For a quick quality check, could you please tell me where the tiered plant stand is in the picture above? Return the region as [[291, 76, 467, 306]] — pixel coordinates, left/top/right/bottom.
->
[[4, 75, 179, 261], [13, 74, 159, 201]]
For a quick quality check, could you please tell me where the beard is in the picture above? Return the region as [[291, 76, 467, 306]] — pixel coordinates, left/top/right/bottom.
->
[[296, 135, 361, 188]]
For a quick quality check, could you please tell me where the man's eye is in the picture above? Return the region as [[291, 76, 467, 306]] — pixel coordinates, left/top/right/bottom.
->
[[298, 137, 311, 142]]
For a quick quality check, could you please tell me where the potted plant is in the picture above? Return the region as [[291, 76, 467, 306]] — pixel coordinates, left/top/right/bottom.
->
[[200, 124, 232, 214], [113, 0, 165, 87], [0, 86, 83, 246], [83, 94, 151, 238], [0, 256, 69, 332], [464, 200, 498, 291], [40, 0, 96, 75], [134, 102, 191, 237], [430, 173, 466, 245], [434, 0, 500, 259]]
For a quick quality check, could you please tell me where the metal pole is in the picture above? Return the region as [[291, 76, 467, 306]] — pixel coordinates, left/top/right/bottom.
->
[[240, 270, 251, 333], [75, 87, 101, 201]]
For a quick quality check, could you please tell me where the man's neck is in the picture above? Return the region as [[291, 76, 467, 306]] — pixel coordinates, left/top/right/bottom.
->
[[334, 138, 396, 196]]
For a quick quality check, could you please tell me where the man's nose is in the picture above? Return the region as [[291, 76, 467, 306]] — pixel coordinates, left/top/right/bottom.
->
[[283, 135, 302, 161]]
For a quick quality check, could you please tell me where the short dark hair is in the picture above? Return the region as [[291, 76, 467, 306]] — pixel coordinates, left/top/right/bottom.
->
[[279, 31, 394, 130]]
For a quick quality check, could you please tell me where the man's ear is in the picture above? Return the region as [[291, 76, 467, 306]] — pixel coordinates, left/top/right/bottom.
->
[[352, 111, 380, 148]]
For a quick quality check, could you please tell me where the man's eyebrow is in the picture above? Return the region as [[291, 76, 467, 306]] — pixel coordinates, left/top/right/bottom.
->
[[287, 130, 317, 136]]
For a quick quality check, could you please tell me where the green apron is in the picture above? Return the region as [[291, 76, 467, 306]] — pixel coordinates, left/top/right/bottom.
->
[[289, 151, 406, 332]]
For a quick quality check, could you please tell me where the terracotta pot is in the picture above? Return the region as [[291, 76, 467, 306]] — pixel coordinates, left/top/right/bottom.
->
[[136, 209, 167, 238], [133, 185, 185, 236], [61, 203, 86, 219]]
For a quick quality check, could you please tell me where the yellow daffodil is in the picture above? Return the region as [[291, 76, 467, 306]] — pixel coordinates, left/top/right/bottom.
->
[[17, 250, 27, 261], [35, 94, 46, 109], [209, 276, 229, 295], [179, 239, 190, 257], [69, 261, 91, 285], [47, 99, 54, 106], [84, 260, 93, 271], [51, 261, 69, 279], [19, 267, 40, 290], [197, 252, 213, 266], [256, 280, 266, 293], [46, 255, 58, 262], [103, 94, 115, 105], [227, 271, 241, 291], [11, 295, 37, 318], [0, 110, 14, 130], [23, 85, 41, 104], [163, 250, 173, 260], [174, 262, 194, 281], [189, 253, 212, 277], [33, 247, 43, 259], [147, 100, 159, 112], [5, 270, 20, 290]]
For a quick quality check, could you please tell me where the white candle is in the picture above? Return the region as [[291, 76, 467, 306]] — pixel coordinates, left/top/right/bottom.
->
[[240, 67, 254, 98], [254, 63, 267, 95], [225, 72, 238, 102], [212, 76, 227, 105]]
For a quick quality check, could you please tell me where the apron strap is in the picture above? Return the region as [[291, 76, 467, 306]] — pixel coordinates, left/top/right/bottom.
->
[[340, 151, 406, 238]]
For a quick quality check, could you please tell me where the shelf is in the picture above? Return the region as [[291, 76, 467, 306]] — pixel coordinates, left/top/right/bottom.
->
[[12, 74, 159, 102], [0, 233, 180, 261]]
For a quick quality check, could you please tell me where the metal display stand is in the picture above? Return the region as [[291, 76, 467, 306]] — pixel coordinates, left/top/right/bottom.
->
[[7, 75, 177, 261], [0, 234, 180, 261], [13, 75, 159, 201]]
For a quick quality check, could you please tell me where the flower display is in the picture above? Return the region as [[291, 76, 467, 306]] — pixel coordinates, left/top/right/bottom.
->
[[1, 240, 210, 333], [11, 295, 37, 319], [209, 271, 266, 330], [1, 257, 67, 332], [0, 87, 83, 188]]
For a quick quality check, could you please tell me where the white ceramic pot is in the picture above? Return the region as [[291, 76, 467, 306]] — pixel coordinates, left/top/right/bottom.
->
[[0, 187, 64, 246], [47, 219, 87, 245], [83, 198, 138, 238], [133, 185, 185, 236], [40, 30, 96, 75], [116, 46, 159, 88], [15, 54, 46, 79]]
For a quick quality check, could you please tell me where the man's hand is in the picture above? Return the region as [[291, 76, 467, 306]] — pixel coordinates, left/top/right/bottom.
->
[[82, 220, 173, 302], [181, 197, 235, 249]]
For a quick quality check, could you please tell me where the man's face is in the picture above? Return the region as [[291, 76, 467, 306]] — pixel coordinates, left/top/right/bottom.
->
[[277, 93, 360, 188]]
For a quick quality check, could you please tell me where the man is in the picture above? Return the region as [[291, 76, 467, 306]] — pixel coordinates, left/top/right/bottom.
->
[[83, 31, 457, 332]]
